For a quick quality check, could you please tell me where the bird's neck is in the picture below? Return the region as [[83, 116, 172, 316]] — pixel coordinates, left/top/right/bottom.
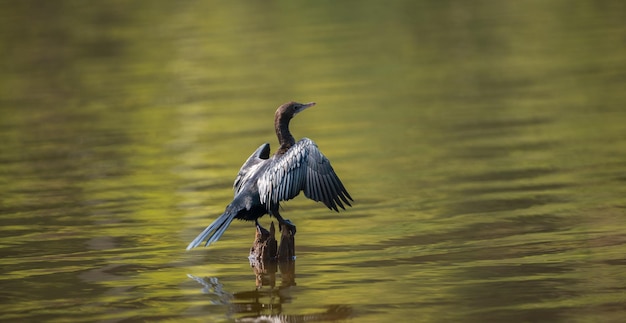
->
[[275, 114, 295, 154]]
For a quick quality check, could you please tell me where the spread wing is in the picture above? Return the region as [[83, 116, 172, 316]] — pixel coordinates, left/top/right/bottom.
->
[[234, 143, 270, 195], [258, 138, 352, 211]]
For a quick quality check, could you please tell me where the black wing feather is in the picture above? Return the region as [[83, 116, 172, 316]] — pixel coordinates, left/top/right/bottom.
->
[[258, 138, 352, 211], [234, 143, 270, 195]]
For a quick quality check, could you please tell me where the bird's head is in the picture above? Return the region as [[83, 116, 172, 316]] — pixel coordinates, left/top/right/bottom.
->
[[276, 101, 316, 120]]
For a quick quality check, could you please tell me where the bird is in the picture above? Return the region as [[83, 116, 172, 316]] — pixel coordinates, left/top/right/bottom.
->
[[186, 101, 352, 250]]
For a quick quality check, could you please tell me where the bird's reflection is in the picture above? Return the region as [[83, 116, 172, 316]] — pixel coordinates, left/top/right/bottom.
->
[[188, 222, 352, 322], [188, 268, 351, 322]]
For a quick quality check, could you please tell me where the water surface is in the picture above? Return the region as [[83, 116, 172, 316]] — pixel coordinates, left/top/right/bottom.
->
[[1, 1, 626, 322]]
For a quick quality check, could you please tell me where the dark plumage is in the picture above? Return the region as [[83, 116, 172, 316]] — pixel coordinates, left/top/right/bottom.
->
[[186, 102, 352, 250]]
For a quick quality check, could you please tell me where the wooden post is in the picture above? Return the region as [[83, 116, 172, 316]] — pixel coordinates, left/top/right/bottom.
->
[[277, 222, 295, 261], [250, 222, 277, 262], [249, 221, 296, 288]]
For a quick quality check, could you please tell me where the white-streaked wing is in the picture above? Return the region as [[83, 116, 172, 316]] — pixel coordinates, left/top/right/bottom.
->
[[258, 138, 352, 211], [234, 143, 270, 195]]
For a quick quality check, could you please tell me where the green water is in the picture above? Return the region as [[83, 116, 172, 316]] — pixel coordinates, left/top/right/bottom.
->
[[1, 1, 626, 322]]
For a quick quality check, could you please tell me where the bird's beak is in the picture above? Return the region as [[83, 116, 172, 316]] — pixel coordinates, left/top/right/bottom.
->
[[295, 102, 316, 114]]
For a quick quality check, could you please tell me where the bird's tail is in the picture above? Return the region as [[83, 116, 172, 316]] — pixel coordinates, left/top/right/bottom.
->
[[186, 208, 237, 250]]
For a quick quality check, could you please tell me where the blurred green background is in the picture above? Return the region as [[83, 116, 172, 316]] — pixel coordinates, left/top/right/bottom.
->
[[1, 1, 625, 322]]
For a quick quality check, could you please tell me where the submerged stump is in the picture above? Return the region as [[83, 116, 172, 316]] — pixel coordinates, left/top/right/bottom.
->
[[249, 221, 296, 288], [250, 222, 278, 262]]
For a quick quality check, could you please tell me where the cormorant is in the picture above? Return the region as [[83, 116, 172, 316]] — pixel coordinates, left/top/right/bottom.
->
[[186, 102, 352, 250]]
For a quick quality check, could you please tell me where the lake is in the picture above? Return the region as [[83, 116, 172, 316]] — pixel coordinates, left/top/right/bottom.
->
[[1, 1, 626, 322]]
